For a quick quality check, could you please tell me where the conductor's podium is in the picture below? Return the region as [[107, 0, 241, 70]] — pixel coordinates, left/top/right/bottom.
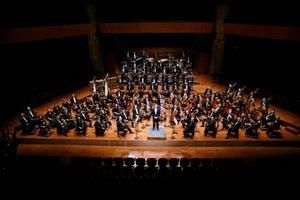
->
[[147, 127, 166, 140]]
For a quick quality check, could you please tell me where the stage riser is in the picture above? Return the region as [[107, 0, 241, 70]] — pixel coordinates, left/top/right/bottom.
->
[[17, 138, 300, 147]]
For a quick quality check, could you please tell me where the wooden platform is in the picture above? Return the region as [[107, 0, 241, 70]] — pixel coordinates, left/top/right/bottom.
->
[[7, 74, 300, 158]]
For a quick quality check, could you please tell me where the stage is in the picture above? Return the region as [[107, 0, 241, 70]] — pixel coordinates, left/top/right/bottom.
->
[[8, 74, 300, 158]]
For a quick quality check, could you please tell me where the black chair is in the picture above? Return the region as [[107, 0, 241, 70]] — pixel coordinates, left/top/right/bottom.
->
[[123, 157, 135, 178], [180, 158, 193, 179], [113, 157, 124, 168], [102, 158, 114, 180], [190, 158, 202, 178], [169, 158, 182, 179], [113, 157, 124, 179], [135, 158, 146, 178], [147, 158, 157, 168], [169, 158, 179, 168], [158, 158, 170, 179], [145, 158, 158, 179]]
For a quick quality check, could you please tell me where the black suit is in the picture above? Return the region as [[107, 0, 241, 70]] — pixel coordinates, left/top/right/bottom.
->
[[151, 107, 160, 130]]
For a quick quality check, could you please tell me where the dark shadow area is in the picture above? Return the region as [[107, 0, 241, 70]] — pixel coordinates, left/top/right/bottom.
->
[[0, 36, 91, 122], [1, 155, 300, 196], [223, 35, 300, 114]]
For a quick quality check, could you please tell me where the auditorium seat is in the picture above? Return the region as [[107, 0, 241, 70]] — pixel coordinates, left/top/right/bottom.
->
[[190, 158, 201, 168], [102, 157, 114, 180], [169, 158, 179, 168], [146, 158, 157, 168], [158, 158, 170, 179], [123, 157, 135, 179], [113, 157, 124, 168], [169, 158, 182, 179], [180, 158, 193, 179], [180, 158, 190, 168], [145, 158, 158, 179], [135, 158, 146, 178], [190, 158, 202, 178]]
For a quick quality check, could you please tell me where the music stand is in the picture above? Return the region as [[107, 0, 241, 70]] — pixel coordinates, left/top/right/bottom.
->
[[170, 125, 176, 139], [134, 129, 139, 140], [135, 122, 141, 140]]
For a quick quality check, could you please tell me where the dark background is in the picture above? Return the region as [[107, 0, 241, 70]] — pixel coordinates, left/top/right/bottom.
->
[[0, 0, 300, 122]]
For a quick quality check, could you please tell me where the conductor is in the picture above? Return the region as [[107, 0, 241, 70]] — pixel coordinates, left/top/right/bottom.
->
[[152, 104, 160, 130]]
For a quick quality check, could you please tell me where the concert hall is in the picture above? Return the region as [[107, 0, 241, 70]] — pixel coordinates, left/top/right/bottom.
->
[[1, 0, 300, 195]]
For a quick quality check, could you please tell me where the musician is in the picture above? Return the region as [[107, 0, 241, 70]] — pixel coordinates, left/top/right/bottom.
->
[[92, 91, 101, 103], [23, 107, 37, 124], [173, 82, 178, 92], [76, 116, 87, 135], [183, 82, 190, 95], [116, 115, 133, 136], [116, 89, 123, 98], [140, 74, 146, 84], [39, 119, 51, 137], [132, 104, 141, 126], [56, 116, 68, 135], [194, 103, 202, 117], [121, 108, 129, 121], [162, 82, 168, 91], [61, 106, 71, 119], [62, 98, 71, 111], [266, 116, 282, 138], [132, 62, 137, 73], [78, 109, 92, 127], [247, 89, 259, 102], [261, 97, 271, 114], [127, 79, 134, 91], [183, 115, 198, 137], [138, 76, 146, 90], [133, 90, 140, 100], [44, 108, 56, 127], [204, 97, 212, 112], [117, 75, 123, 85], [213, 90, 223, 101], [204, 87, 212, 98], [235, 87, 245, 100], [162, 83, 170, 97], [222, 112, 233, 130], [19, 112, 33, 134], [266, 110, 276, 122], [162, 74, 167, 83], [204, 116, 218, 138], [70, 93, 79, 105], [99, 108, 112, 128], [53, 104, 61, 115], [244, 115, 260, 138], [94, 116, 105, 136], [112, 104, 121, 119], [143, 101, 152, 120], [262, 109, 275, 129], [152, 104, 160, 130], [182, 110, 191, 129], [182, 91, 189, 102], [226, 117, 242, 139], [151, 78, 158, 91], [225, 83, 236, 95]]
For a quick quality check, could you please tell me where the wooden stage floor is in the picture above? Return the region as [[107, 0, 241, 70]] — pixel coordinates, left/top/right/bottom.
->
[[8, 74, 300, 158]]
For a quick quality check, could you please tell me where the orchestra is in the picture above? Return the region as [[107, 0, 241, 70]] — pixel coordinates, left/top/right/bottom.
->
[[17, 51, 282, 139]]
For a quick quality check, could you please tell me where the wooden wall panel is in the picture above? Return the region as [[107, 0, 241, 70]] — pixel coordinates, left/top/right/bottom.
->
[[224, 23, 300, 41], [99, 22, 214, 34], [195, 52, 210, 74], [1, 22, 300, 44], [0, 24, 91, 44]]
